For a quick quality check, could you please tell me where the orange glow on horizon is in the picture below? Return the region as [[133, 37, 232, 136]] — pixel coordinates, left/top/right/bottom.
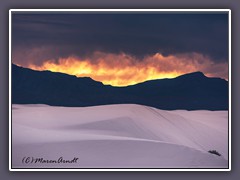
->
[[27, 52, 228, 86]]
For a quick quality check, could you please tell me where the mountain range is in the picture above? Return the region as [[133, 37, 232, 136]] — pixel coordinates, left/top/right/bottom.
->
[[12, 64, 228, 110]]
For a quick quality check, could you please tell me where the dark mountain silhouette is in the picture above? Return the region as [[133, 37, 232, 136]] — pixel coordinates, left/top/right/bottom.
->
[[12, 64, 228, 110]]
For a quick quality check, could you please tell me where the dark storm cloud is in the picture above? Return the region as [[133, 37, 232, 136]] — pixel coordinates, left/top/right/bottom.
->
[[12, 12, 229, 66]]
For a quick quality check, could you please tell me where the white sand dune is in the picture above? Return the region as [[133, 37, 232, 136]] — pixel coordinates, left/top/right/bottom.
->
[[12, 104, 228, 168]]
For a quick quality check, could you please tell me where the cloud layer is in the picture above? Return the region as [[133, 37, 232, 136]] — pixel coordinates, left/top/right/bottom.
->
[[12, 13, 229, 61], [25, 51, 228, 86]]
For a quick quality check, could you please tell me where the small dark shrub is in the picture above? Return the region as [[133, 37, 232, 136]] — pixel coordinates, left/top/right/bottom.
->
[[208, 150, 221, 156]]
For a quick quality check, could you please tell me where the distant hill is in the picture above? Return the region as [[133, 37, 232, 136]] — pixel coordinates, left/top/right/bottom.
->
[[12, 64, 228, 110]]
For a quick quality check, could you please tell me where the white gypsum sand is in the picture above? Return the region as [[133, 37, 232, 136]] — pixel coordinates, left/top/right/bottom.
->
[[12, 104, 228, 168]]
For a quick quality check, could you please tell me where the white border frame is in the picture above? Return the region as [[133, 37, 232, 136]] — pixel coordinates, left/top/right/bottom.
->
[[9, 9, 231, 172]]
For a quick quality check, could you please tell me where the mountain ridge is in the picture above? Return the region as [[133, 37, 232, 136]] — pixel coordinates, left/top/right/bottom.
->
[[12, 64, 228, 110]]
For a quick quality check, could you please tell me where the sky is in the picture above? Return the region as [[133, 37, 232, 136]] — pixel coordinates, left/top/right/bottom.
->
[[12, 12, 229, 86]]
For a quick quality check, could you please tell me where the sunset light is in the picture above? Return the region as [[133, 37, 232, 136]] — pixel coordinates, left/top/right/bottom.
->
[[27, 51, 227, 86]]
